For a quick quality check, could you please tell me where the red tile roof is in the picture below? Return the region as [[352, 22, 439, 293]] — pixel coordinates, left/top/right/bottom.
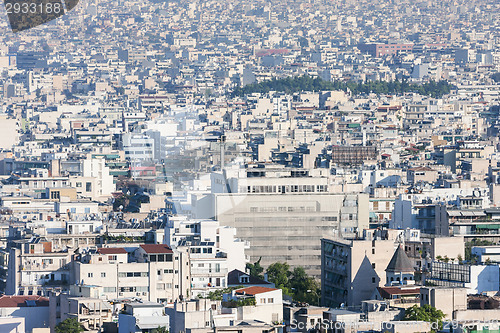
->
[[377, 286, 420, 299], [0, 295, 49, 308], [98, 248, 127, 255], [140, 244, 173, 254], [235, 286, 278, 296]]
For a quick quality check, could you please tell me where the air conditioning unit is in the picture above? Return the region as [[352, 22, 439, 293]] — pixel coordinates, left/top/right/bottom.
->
[[142, 292, 147, 296], [136, 292, 141, 296], [119, 292, 123, 296]]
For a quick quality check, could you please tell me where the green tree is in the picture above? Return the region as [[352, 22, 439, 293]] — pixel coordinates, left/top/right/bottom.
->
[[152, 326, 169, 333], [266, 262, 291, 293], [231, 75, 453, 98], [246, 257, 264, 279], [403, 305, 445, 332], [290, 267, 321, 305], [55, 318, 84, 333]]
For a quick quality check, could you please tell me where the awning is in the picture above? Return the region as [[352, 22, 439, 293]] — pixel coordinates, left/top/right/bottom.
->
[[476, 224, 500, 229], [84, 302, 112, 310], [448, 211, 462, 217]]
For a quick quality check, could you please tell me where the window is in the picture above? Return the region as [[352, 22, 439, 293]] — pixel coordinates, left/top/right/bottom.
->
[[372, 277, 376, 283], [108, 255, 117, 261], [76, 182, 82, 187], [372, 263, 376, 269], [268, 298, 273, 303], [88, 273, 93, 278], [86, 182, 92, 192], [101, 272, 106, 278]]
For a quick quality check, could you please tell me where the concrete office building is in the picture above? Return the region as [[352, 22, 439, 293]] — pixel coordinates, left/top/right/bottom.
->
[[194, 165, 369, 277]]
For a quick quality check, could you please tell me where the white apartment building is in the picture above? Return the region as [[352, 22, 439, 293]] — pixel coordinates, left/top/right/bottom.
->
[[164, 217, 247, 272], [223, 286, 283, 324], [122, 132, 155, 161], [177, 240, 228, 297], [69, 156, 115, 201], [167, 287, 283, 332], [74, 245, 190, 304], [118, 301, 169, 333]]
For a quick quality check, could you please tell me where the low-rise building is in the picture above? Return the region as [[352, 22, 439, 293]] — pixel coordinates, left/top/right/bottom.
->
[[118, 301, 169, 333]]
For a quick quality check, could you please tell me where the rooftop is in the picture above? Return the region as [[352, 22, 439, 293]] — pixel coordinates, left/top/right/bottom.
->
[[386, 244, 414, 273], [98, 247, 127, 255], [234, 286, 278, 296], [0, 295, 49, 308], [139, 244, 173, 254]]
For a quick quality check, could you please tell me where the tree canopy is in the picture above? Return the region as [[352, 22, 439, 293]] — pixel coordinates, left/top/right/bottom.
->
[[232, 75, 453, 99], [403, 305, 445, 331], [246, 257, 265, 279], [266, 262, 320, 305], [55, 318, 84, 333]]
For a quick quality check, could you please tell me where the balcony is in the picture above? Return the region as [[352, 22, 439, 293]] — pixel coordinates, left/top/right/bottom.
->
[[190, 268, 228, 276]]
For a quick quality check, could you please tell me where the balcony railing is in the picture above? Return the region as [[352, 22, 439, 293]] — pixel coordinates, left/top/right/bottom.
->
[[190, 268, 228, 276]]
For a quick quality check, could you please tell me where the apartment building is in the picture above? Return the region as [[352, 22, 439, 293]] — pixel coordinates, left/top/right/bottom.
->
[[73, 244, 190, 304], [321, 234, 401, 307], [177, 240, 229, 297], [49, 285, 113, 332], [167, 287, 283, 333], [6, 240, 73, 296], [164, 217, 247, 272]]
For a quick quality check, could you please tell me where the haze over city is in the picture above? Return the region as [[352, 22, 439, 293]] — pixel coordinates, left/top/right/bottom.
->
[[0, 0, 499, 332]]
